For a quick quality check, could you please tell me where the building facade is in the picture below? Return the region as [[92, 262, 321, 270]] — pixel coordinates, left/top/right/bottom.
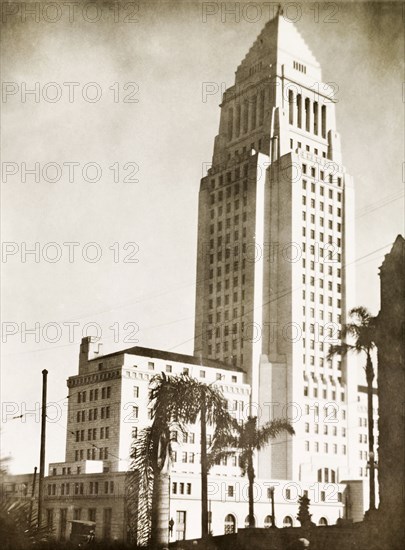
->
[[40, 336, 350, 542], [6, 13, 375, 544], [193, 11, 358, 485]]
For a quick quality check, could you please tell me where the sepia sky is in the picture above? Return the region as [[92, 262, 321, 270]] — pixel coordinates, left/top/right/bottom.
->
[[1, 0, 404, 473]]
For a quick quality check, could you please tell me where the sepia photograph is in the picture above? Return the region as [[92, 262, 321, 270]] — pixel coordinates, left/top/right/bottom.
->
[[1, 1, 404, 549]]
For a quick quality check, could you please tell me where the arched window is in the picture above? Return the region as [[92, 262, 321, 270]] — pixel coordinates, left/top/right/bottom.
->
[[319, 517, 328, 526], [305, 98, 310, 132], [264, 515, 273, 528], [318, 468, 337, 483], [244, 515, 256, 528], [313, 101, 319, 134], [283, 516, 293, 527], [296, 94, 302, 128], [288, 89, 294, 125], [224, 514, 236, 534], [321, 105, 326, 138]]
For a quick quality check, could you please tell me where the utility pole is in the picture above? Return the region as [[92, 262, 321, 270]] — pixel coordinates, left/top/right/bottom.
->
[[38, 369, 48, 528], [200, 396, 208, 540], [270, 486, 276, 527], [29, 466, 37, 526], [366, 354, 376, 511]]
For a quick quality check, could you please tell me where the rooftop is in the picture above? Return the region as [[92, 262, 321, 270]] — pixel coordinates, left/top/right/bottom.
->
[[89, 345, 246, 374]]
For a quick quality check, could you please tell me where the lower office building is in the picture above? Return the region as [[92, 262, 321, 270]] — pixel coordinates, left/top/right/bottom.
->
[[33, 337, 365, 541]]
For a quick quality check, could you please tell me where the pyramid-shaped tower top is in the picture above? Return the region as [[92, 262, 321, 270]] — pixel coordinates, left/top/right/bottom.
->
[[235, 11, 322, 86]]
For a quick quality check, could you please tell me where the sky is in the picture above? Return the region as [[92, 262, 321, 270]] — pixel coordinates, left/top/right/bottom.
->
[[1, 0, 404, 473]]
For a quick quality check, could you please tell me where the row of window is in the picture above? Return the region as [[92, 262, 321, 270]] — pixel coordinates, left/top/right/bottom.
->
[[305, 441, 346, 454], [208, 349, 244, 366], [304, 403, 346, 420], [302, 295, 340, 322], [303, 179, 342, 200], [302, 212, 342, 234], [210, 179, 245, 201], [76, 406, 110, 423], [208, 294, 245, 312], [172, 482, 192, 495], [210, 196, 247, 215], [130, 406, 152, 421], [77, 387, 111, 403], [227, 89, 265, 140], [305, 423, 346, 437], [208, 285, 245, 304], [137, 363, 238, 385], [304, 385, 344, 398], [224, 139, 263, 163], [302, 338, 338, 355], [317, 468, 337, 483], [209, 212, 248, 231], [47, 480, 114, 497], [74, 427, 110, 442], [302, 164, 343, 188], [210, 167, 249, 191], [74, 447, 109, 461], [207, 336, 244, 353], [302, 283, 342, 306], [303, 357, 342, 373], [301, 243, 343, 268], [288, 93, 326, 138], [291, 140, 327, 158], [293, 60, 307, 73], [208, 234, 248, 255]]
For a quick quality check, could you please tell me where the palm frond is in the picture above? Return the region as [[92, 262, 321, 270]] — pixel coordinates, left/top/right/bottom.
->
[[329, 306, 377, 362], [255, 419, 295, 450], [327, 342, 354, 360]]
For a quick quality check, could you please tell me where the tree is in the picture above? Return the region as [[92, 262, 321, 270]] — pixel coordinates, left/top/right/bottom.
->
[[128, 374, 198, 549], [328, 306, 377, 510], [128, 373, 234, 548], [0, 458, 50, 549], [296, 494, 315, 528], [211, 416, 295, 528], [190, 380, 234, 540]]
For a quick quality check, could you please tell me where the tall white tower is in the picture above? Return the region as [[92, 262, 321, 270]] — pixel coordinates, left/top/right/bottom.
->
[[194, 13, 357, 484]]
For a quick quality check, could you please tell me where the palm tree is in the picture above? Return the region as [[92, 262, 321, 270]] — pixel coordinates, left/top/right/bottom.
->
[[128, 373, 235, 547], [128, 373, 198, 549], [211, 416, 295, 528], [328, 306, 377, 510], [189, 380, 235, 540]]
